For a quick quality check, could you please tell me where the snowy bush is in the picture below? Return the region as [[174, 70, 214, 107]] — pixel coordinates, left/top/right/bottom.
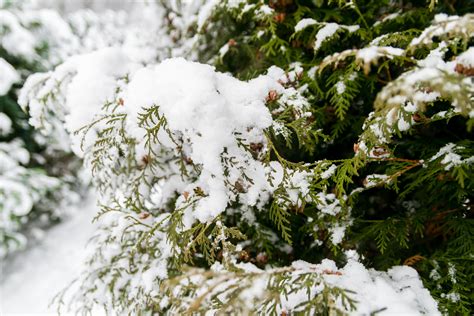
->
[[20, 0, 474, 314], [0, 7, 74, 258], [0, 3, 84, 256], [0, 0, 193, 257]]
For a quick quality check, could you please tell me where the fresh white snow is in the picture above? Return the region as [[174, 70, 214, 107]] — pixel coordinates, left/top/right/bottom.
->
[[0, 58, 20, 96], [294, 18, 317, 32], [456, 47, 474, 67], [0, 193, 100, 315], [314, 23, 340, 51], [0, 113, 12, 136], [4, 3, 467, 314]]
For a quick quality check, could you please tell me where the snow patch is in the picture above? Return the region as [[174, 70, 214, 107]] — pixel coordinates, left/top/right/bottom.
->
[[294, 18, 317, 32], [0, 57, 20, 95]]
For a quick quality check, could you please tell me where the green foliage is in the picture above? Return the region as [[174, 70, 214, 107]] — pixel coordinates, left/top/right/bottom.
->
[[21, 0, 473, 314], [198, 0, 474, 313]]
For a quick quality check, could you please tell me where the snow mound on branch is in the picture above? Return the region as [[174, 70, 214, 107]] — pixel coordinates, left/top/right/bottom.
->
[[0, 10, 37, 58], [456, 47, 474, 67], [19, 47, 134, 155], [196, 258, 440, 315], [124, 57, 276, 133], [20, 51, 286, 224], [0, 113, 13, 136], [314, 23, 359, 52], [123, 57, 276, 165], [62, 48, 131, 133], [19, 9, 80, 66], [285, 259, 440, 315], [315, 23, 340, 51], [294, 18, 317, 32], [122, 58, 283, 223], [0, 57, 20, 95]]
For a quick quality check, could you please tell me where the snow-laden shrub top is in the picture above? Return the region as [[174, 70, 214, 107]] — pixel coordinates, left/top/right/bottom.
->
[[121, 58, 281, 223], [0, 5, 82, 257], [0, 1, 197, 256], [22, 49, 440, 315], [22, 50, 296, 225], [18, 0, 474, 314]]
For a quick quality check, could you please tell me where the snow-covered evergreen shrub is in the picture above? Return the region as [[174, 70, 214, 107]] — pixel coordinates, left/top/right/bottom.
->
[[0, 1, 189, 257], [0, 3, 83, 256], [20, 0, 473, 314]]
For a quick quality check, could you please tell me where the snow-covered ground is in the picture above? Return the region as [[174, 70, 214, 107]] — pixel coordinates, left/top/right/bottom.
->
[[0, 194, 99, 315]]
